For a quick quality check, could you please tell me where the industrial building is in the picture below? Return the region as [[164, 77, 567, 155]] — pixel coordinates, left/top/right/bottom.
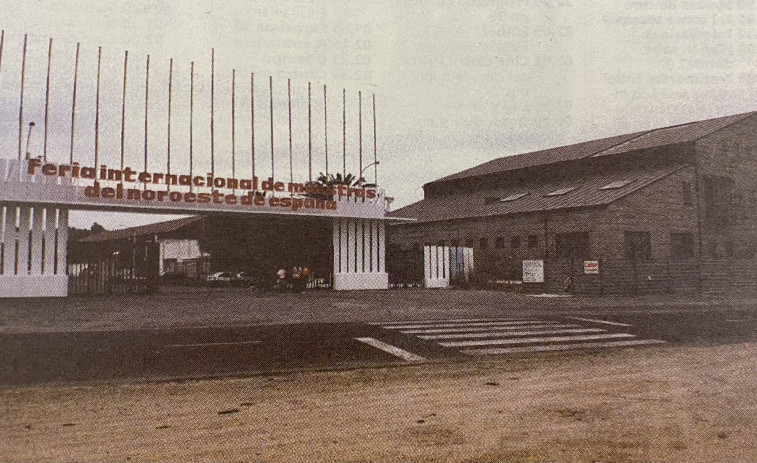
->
[[388, 111, 757, 294]]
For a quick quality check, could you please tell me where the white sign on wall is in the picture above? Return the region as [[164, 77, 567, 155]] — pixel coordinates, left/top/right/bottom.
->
[[522, 259, 544, 283], [584, 260, 600, 274]]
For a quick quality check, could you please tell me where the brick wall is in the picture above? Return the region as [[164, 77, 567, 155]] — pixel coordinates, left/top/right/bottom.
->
[[599, 165, 698, 259], [388, 165, 699, 279], [695, 114, 757, 258]]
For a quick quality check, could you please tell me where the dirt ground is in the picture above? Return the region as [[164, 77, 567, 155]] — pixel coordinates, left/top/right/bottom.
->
[[1, 343, 756, 462]]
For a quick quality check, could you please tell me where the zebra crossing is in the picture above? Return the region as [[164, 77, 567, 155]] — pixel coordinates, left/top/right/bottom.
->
[[371, 317, 665, 356]]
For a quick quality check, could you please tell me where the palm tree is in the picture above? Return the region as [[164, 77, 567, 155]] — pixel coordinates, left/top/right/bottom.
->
[[304, 172, 377, 200], [314, 172, 375, 188]]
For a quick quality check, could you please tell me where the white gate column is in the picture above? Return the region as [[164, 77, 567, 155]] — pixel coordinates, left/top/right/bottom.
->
[[0, 205, 69, 298], [332, 218, 388, 290], [424, 245, 451, 288]]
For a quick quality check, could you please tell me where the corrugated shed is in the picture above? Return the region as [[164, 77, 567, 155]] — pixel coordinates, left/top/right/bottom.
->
[[432, 111, 756, 185], [391, 164, 687, 224], [79, 216, 203, 242]]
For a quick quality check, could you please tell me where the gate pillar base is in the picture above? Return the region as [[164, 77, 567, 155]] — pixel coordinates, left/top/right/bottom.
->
[[333, 272, 388, 291], [0, 275, 69, 298]]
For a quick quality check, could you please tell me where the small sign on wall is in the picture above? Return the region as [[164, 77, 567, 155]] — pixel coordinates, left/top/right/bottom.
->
[[584, 260, 600, 274], [522, 259, 545, 283]]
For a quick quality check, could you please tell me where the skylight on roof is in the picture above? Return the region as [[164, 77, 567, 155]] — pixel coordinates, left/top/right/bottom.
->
[[500, 192, 528, 202], [599, 179, 633, 190], [545, 187, 576, 197]]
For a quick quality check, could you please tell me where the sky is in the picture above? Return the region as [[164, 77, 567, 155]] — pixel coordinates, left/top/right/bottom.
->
[[1, 0, 757, 229]]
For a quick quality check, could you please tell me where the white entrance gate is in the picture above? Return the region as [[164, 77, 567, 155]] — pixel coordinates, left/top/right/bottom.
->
[[0, 158, 392, 297], [423, 245, 473, 288]]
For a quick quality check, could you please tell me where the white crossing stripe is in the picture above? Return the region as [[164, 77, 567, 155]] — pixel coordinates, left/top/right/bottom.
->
[[400, 323, 580, 334], [564, 316, 633, 327], [419, 328, 606, 340], [163, 340, 262, 348], [373, 317, 663, 358], [461, 339, 667, 355], [354, 337, 427, 362], [382, 320, 558, 330], [440, 333, 636, 348], [369, 318, 524, 326]]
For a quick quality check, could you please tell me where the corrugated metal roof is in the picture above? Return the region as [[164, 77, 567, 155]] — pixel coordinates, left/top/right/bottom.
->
[[79, 216, 203, 242], [390, 164, 687, 224], [432, 111, 756, 184], [592, 111, 756, 158]]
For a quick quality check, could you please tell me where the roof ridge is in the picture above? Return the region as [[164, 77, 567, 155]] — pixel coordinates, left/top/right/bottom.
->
[[689, 111, 757, 143], [658, 110, 756, 131]]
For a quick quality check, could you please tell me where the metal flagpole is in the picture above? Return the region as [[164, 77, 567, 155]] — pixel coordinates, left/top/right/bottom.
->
[[94, 46, 101, 168], [144, 54, 150, 185], [358, 91, 362, 181], [70, 42, 80, 165], [18, 34, 27, 161], [0, 31, 4, 134], [250, 73, 255, 181], [324, 84, 328, 176], [43, 38, 52, 162], [270, 76, 274, 181], [120, 51, 128, 171], [373, 93, 377, 184], [308, 82, 312, 182], [167, 58, 173, 186], [210, 49, 215, 190], [189, 61, 194, 190], [288, 78, 292, 187], [231, 69, 236, 192], [342, 88, 346, 177]]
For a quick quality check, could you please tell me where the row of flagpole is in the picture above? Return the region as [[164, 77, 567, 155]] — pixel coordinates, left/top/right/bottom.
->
[[0, 30, 379, 188]]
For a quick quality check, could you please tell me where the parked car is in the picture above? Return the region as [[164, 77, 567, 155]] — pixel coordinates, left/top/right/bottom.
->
[[234, 272, 255, 287], [206, 271, 235, 286]]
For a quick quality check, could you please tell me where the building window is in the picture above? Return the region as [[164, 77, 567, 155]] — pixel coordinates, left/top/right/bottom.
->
[[545, 186, 577, 197], [480, 238, 488, 250], [682, 182, 692, 205], [625, 231, 652, 260], [500, 192, 528, 202], [599, 179, 633, 190], [511, 236, 521, 249], [555, 232, 590, 258], [670, 233, 694, 260], [702, 174, 735, 226], [495, 237, 505, 249], [528, 235, 538, 248]]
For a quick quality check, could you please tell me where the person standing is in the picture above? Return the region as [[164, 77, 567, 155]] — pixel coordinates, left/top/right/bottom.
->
[[276, 268, 287, 291]]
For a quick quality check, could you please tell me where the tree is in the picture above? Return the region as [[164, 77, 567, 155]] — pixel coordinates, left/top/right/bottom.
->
[[314, 172, 376, 189], [90, 223, 107, 234]]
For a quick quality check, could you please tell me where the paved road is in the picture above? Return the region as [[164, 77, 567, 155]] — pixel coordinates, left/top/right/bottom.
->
[[2, 306, 756, 386]]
